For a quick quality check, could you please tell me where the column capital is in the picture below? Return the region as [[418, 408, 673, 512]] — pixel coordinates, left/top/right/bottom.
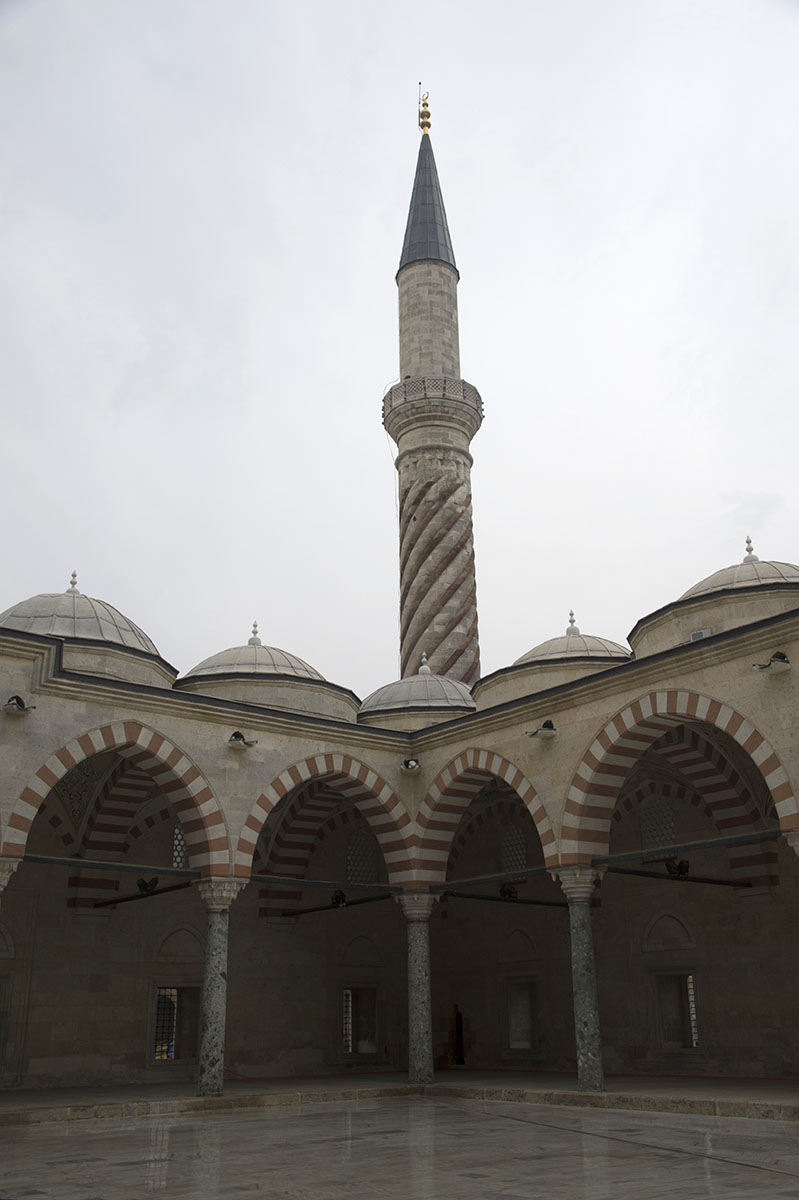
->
[[0, 860, 19, 895], [784, 831, 799, 860], [552, 865, 603, 903], [398, 892, 437, 922], [196, 877, 247, 912]]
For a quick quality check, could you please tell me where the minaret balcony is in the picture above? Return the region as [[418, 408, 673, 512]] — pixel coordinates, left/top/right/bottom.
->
[[382, 376, 483, 444]]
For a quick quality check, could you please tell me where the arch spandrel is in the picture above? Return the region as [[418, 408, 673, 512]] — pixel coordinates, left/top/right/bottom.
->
[[2, 721, 230, 875], [416, 748, 556, 884], [235, 753, 413, 884], [560, 691, 798, 865]]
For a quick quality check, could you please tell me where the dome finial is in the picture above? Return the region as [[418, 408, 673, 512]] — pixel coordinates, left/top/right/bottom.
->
[[743, 536, 759, 564], [248, 620, 262, 647], [67, 571, 80, 594], [418, 86, 431, 135], [566, 609, 580, 636], [419, 650, 431, 675]]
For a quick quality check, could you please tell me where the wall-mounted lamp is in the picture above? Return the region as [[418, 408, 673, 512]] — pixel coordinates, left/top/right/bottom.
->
[[4, 695, 35, 715], [228, 730, 258, 748], [753, 651, 790, 673], [525, 720, 557, 739], [401, 758, 421, 772]]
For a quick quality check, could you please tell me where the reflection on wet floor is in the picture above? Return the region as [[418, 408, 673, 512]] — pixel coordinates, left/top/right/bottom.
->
[[2, 1097, 799, 1199]]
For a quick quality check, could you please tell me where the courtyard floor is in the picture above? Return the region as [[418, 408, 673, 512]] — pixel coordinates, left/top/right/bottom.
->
[[2, 1093, 799, 1199]]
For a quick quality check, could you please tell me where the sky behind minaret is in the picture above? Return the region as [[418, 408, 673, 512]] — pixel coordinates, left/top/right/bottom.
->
[[2, 0, 798, 696]]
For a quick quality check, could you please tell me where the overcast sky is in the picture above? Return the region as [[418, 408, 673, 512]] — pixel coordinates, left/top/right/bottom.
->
[[2, 0, 798, 698]]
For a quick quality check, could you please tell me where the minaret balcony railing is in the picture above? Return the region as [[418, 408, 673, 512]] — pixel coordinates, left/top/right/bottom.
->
[[382, 376, 484, 423]]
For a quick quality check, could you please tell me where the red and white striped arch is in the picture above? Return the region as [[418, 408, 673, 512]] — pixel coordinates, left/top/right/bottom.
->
[[235, 754, 413, 883], [255, 785, 371, 916], [561, 691, 796, 864], [447, 784, 544, 875], [67, 761, 155, 909], [613, 774, 778, 887], [416, 749, 555, 884], [3, 722, 229, 875]]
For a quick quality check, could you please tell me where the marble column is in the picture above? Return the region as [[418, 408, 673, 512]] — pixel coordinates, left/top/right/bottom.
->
[[0, 861, 19, 909], [400, 893, 436, 1084], [195, 878, 245, 1098], [555, 866, 604, 1092]]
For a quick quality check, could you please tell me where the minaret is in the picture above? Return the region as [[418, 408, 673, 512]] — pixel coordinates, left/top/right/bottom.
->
[[383, 95, 483, 685]]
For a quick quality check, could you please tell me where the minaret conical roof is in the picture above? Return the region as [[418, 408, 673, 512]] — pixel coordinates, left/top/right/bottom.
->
[[398, 135, 458, 276]]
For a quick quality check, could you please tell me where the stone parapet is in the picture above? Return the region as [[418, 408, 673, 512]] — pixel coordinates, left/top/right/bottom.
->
[[383, 377, 483, 445]]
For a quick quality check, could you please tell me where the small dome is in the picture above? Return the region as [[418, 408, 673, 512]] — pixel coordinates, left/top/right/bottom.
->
[[0, 573, 159, 656], [514, 611, 630, 665], [183, 621, 324, 681], [680, 538, 799, 601], [360, 652, 475, 714]]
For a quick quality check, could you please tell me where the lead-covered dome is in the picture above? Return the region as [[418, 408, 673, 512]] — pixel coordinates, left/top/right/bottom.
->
[[183, 622, 323, 681], [359, 653, 475, 729], [514, 611, 630, 665], [680, 537, 799, 600], [0, 573, 159, 655], [629, 538, 799, 659], [175, 623, 359, 723]]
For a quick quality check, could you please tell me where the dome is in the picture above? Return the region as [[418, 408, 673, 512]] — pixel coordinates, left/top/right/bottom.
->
[[0, 573, 159, 656], [680, 538, 799, 601], [183, 622, 324, 681], [360, 653, 475, 714], [514, 611, 630, 665]]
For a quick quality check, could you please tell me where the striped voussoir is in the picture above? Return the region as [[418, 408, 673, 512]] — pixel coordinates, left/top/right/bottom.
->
[[447, 782, 542, 874], [561, 692, 796, 864], [257, 785, 375, 916], [235, 754, 413, 884], [67, 761, 154, 908], [3, 722, 229, 875], [398, 472, 480, 684], [416, 749, 554, 883], [613, 776, 775, 885]]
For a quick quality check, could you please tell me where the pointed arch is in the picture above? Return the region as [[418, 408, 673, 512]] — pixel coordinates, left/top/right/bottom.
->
[[235, 753, 413, 884], [416, 749, 555, 884], [3, 722, 229, 875], [562, 692, 797, 863]]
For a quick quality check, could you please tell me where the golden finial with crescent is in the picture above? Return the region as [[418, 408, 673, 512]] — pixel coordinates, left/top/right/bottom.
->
[[418, 88, 431, 134]]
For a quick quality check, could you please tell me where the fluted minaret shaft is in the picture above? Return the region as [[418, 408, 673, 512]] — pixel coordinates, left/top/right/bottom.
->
[[383, 129, 483, 685]]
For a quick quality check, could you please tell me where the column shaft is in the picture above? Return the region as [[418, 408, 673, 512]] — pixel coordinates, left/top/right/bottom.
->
[[556, 868, 604, 1092], [196, 879, 244, 1098], [401, 895, 435, 1084]]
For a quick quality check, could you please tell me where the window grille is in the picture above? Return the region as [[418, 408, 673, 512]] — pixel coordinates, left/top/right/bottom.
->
[[152, 985, 200, 1061], [640, 795, 677, 861], [154, 987, 178, 1060], [501, 826, 527, 877], [172, 823, 188, 870], [507, 979, 538, 1050], [656, 973, 699, 1049], [346, 825, 379, 884], [342, 987, 377, 1055], [342, 988, 353, 1054]]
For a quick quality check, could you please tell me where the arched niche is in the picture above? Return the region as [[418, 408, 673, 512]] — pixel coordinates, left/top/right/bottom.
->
[[643, 913, 695, 953], [154, 927, 204, 963], [499, 929, 537, 964], [341, 935, 384, 968]]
